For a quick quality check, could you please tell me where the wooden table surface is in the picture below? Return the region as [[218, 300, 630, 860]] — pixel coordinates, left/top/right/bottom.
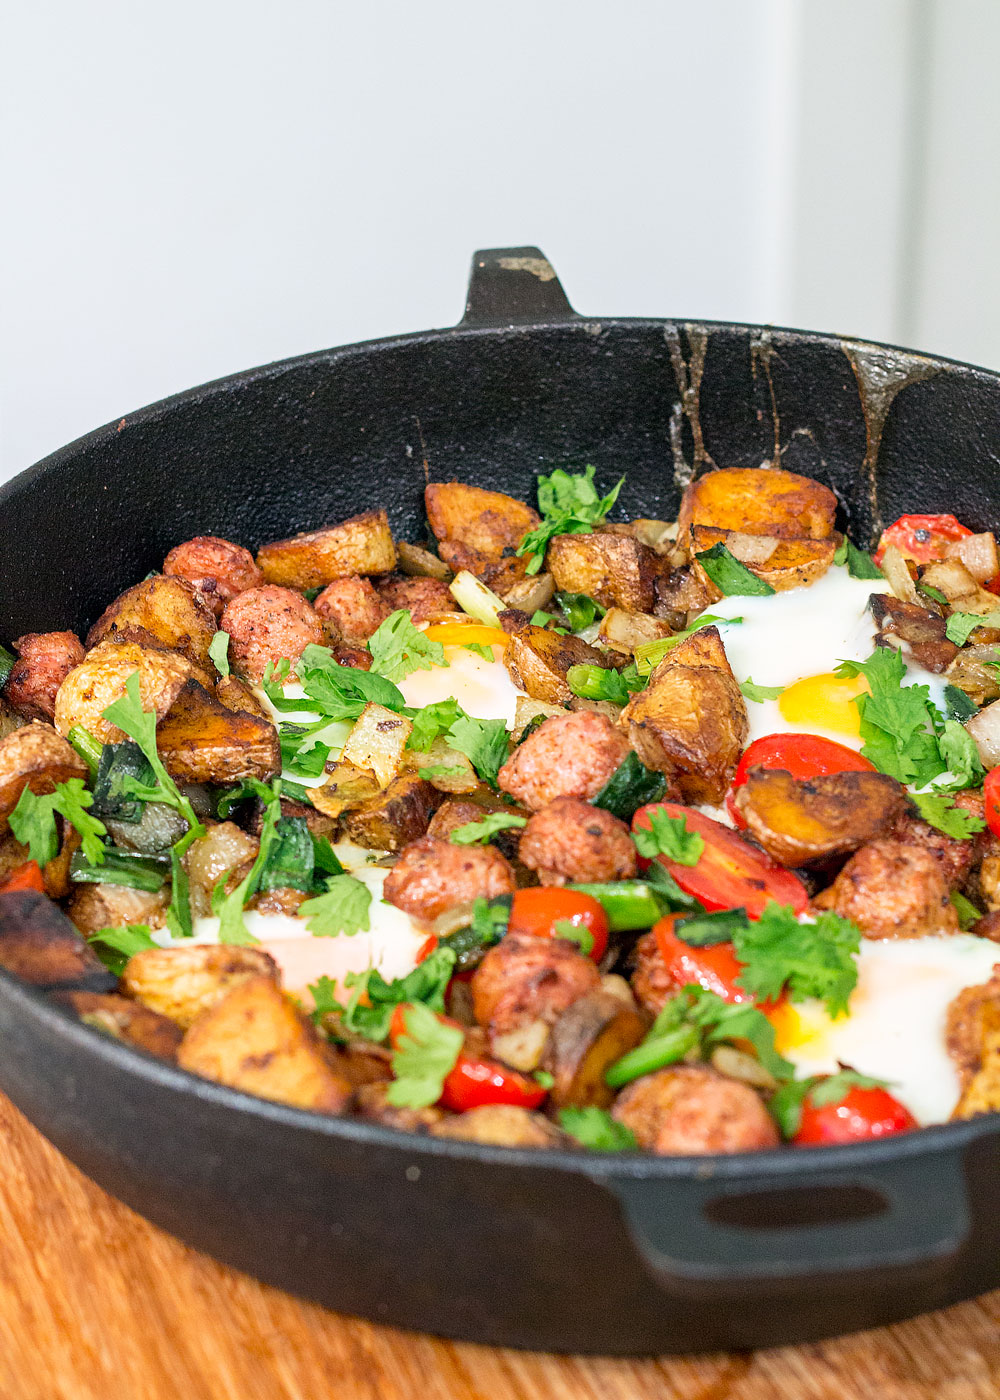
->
[[1, 1094, 998, 1400]]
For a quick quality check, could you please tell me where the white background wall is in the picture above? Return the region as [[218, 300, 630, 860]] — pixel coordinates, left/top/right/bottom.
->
[[3, 0, 999, 480]]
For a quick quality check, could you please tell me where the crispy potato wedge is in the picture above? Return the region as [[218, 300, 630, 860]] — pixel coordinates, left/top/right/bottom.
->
[[340, 771, 442, 851], [543, 990, 647, 1109], [0, 889, 116, 991], [425, 482, 538, 561], [155, 679, 279, 785], [86, 575, 217, 668], [598, 608, 674, 655], [54, 640, 198, 744], [396, 541, 453, 581], [214, 673, 270, 720], [178, 975, 352, 1113], [546, 532, 658, 613], [0, 722, 86, 830], [688, 526, 837, 592], [437, 540, 529, 592], [504, 624, 620, 706], [653, 560, 723, 618], [340, 702, 413, 788], [123, 944, 279, 1028], [734, 768, 908, 867], [511, 695, 567, 738], [256, 509, 396, 588], [429, 1104, 565, 1147], [401, 737, 479, 794], [621, 625, 747, 803], [55, 990, 184, 1060], [309, 761, 382, 819], [953, 997, 1000, 1119], [678, 466, 837, 542]]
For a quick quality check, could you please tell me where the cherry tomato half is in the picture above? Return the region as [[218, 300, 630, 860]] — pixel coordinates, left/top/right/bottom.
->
[[984, 767, 1000, 841], [727, 733, 876, 826], [632, 802, 809, 918], [653, 913, 753, 1004], [0, 860, 45, 896], [793, 1084, 917, 1146], [507, 887, 609, 962], [388, 1004, 546, 1112], [873, 513, 972, 567]]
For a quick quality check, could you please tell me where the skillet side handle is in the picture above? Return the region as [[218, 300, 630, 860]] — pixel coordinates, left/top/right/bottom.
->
[[605, 1152, 970, 1294], [460, 246, 577, 327]]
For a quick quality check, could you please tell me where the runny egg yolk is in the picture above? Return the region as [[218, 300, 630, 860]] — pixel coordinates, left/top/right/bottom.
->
[[777, 671, 870, 739]]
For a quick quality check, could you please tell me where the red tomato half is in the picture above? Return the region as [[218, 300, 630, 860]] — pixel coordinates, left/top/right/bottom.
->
[[727, 733, 876, 825], [388, 1003, 546, 1112], [873, 513, 972, 567], [507, 886, 609, 962], [632, 802, 809, 918], [793, 1084, 917, 1146], [0, 860, 45, 896], [985, 767, 1000, 841], [653, 914, 752, 1004]]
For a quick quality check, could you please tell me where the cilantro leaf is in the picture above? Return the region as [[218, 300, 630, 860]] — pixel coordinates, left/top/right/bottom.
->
[[279, 727, 331, 780], [836, 648, 946, 787], [733, 901, 861, 1018], [740, 677, 785, 703], [9, 779, 107, 867], [367, 609, 447, 682], [385, 1001, 464, 1108], [449, 812, 527, 845], [833, 537, 883, 580], [918, 581, 949, 606], [516, 466, 625, 575], [407, 698, 464, 752], [101, 673, 205, 837], [445, 714, 510, 788], [320, 946, 458, 1041], [910, 791, 985, 839], [263, 646, 406, 722], [558, 1106, 636, 1152], [463, 642, 495, 661], [632, 808, 705, 866], [556, 591, 606, 632], [299, 873, 373, 938], [307, 973, 341, 1025], [213, 780, 286, 945], [209, 630, 231, 677], [86, 923, 157, 977], [553, 918, 594, 955], [438, 896, 511, 970], [946, 609, 1000, 647], [418, 764, 468, 781], [938, 719, 985, 787]]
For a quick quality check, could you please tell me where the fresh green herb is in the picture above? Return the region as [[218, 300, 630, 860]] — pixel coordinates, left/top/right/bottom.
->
[[66, 726, 103, 777], [262, 646, 406, 722], [951, 890, 983, 930], [279, 726, 331, 780], [463, 642, 495, 661], [0, 643, 15, 689], [516, 465, 625, 576], [556, 591, 606, 632], [449, 813, 527, 845], [530, 610, 556, 628], [445, 713, 510, 788], [9, 779, 107, 868], [553, 918, 595, 955], [316, 946, 458, 1041], [633, 615, 743, 676], [533, 1069, 555, 1090], [86, 923, 157, 977], [385, 1001, 464, 1108], [367, 609, 447, 682], [909, 791, 985, 839], [257, 815, 317, 892], [740, 677, 785, 703], [558, 1106, 636, 1152], [311, 832, 344, 877], [695, 544, 775, 597], [833, 537, 884, 580], [566, 664, 639, 706], [946, 610, 1000, 647], [438, 896, 511, 970], [299, 873, 373, 939], [937, 719, 986, 787], [211, 780, 286, 944], [69, 848, 169, 892], [644, 859, 705, 913], [835, 648, 946, 787], [90, 741, 156, 824], [917, 582, 948, 606], [407, 698, 464, 752], [101, 674, 205, 837], [944, 684, 979, 722], [733, 902, 861, 1018], [674, 907, 749, 947], [769, 1068, 891, 1138], [307, 973, 341, 1024], [632, 808, 705, 866], [591, 752, 667, 822], [208, 630, 231, 678], [418, 764, 468, 781]]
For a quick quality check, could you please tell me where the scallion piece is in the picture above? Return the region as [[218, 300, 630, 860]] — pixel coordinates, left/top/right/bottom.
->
[[70, 848, 170, 892]]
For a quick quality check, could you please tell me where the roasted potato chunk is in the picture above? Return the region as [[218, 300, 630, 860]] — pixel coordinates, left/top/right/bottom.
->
[[87, 575, 217, 668], [395, 540, 453, 582], [946, 972, 1000, 1088], [123, 944, 279, 1028], [54, 640, 198, 744], [155, 679, 279, 785], [178, 975, 352, 1113], [678, 466, 837, 542], [953, 995, 1000, 1120], [546, 532, 658, 613], [0, 722, 86, 830], [425, 482, 538, 561], [340, 771, 443, 851], [597, 608, 674, 655], [734, 768, 907, 867], [214, 673, 271, 720], [543, 990, 646, 1109], [653, 561, 723, 618], [256, 509, 396, 588], [429, 1104, 565, 1148], [56, 990, 184, 1060], [688, 527, 836, 592], [921, 559, 1000, 617], [340, 702, 413, 788], [504, 623, 620, 706], [621, 625, 747, 804], [308, 761, 381, 819], [0, 889, 116, 992]]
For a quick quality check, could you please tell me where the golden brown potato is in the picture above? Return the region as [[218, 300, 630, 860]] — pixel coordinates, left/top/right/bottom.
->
[[0, 722, 86, 830], [256, 509, 396, 588], [214, 673, 271, 720], [54, 640, 199, 744], [920, 559, 1000, 617], [68, 883, 170, 937], [178, 975, 352, 1113], [429, 1104, 564, 1148], [123, 944, 280, 1029], [425, 481, 539, 561], [653, 561, 723, 618], [546, 532, 658, 613], [86, 575, 217, 668], [56, 990, 184, 1060], [155, 679, 280, 785], [953, 996, 1000, 1119], [401, 737, 479, 795], [677, 466, 837, 542], [597, 608, 674, 655], [543, 990, 646, 1109], [620, 625, 747, 804], [340, 771, 443, 851], [437, 540, 529, 593], [688, 526, 837, 592], [733, 768, 908, 867], [307, 761, 381, 819], [504, 624, 620, 706], [946, 973, 1000, 1088], [0, 889, 116, 992]]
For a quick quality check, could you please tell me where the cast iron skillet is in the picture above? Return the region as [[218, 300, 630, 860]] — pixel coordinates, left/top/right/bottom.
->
[[1, 247, 1000, 1355]]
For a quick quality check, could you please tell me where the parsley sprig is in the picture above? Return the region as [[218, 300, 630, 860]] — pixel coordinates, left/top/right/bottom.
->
[[367, 609, 447, 682], [407, 698, 510, 788], [299, 872, 373, 939], [449, 812, 527, 845], [558, 1106, 636, 1152], [516, 466, 625, 576], [386, 1002, 464, 1108], [632, 808, 705, 866], [9, 779, 107, 867], [310, 946, 457, 1040]]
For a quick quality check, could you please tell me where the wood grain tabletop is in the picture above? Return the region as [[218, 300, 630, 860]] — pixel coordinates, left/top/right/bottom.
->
[[1, 1092, 997, 1400]]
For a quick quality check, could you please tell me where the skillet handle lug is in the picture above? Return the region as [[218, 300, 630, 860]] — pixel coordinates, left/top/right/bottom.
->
[[605, 1152, 970, 1294], [460, 246, 577, 327]]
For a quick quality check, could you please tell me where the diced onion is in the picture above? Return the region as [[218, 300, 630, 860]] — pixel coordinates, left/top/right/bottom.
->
[[965, 701, 1000, 768], [449, 570, 506, 628], [946, 532, 1000, 585], [879, 543, 919, 604]]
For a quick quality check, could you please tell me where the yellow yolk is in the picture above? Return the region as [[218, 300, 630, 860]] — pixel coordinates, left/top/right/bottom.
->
[[777, 671, 870, 738]]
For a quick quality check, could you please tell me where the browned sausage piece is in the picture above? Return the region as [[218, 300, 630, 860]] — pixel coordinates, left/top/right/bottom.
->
[[889, 791, 982, 888], [313, 575, 390, 643], [519, 796, 638, 885], [812, 839, 959, 938], [332, 643, 372, 671], [382, 835, 516, 922], [631, 929, 676, 1017], [163, 535, 264, 618], [429, 1104, 564, 1147], [377, 576, 454, 624], [497, 710, 631, 812], [220, 585, 325, 682], [611, 1064, 779, 1155], [471, 932, 601, 1044], [5, 632, 85, 722]]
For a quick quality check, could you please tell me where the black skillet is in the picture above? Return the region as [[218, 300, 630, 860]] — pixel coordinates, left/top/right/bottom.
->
[[1, 247, 999, 1355]]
